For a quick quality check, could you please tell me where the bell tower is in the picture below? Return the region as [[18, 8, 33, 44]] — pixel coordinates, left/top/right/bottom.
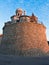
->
[[16, 8, 23, 16]]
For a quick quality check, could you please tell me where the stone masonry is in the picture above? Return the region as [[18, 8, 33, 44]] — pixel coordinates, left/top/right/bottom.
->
[[2, 22, 49, 52]]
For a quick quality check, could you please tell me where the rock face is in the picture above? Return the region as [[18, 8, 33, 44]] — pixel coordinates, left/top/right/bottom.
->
[[1, 22, 49, 56]]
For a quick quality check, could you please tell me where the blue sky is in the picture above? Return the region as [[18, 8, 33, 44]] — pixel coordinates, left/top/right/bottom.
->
[[0, 0, 49, 40]]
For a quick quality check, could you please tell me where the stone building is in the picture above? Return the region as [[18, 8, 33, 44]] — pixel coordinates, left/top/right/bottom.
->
[[1, 8, 49, 56]]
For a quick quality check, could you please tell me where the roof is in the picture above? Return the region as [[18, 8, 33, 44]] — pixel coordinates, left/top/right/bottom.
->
[[16, 8, 23, 13], [20, 15, 30, 17]]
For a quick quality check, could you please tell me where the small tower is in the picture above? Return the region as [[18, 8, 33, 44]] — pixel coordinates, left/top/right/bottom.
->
[[24, 10, 26, 15], [16, 8, 23, 16]]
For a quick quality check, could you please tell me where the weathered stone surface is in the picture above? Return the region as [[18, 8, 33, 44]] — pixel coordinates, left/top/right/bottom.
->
[[0, 34, 2, 44], [1, 22, 49, 56], [0, 48, 47, 56]]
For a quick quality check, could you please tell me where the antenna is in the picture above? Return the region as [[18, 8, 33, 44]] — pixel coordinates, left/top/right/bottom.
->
[[32, 13, 34, 16], [24, 10, 26, 15]]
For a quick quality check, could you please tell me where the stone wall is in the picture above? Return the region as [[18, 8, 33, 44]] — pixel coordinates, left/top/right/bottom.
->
[[0, 35, 2, 44], [1, 22, 49, 55]]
